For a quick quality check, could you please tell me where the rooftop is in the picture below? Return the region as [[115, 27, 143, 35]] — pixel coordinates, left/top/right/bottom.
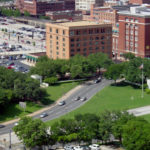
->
[[56, 21, 107, 27]]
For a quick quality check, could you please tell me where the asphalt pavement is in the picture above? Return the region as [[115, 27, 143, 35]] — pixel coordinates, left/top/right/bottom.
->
[[0, 79, 112, 135]]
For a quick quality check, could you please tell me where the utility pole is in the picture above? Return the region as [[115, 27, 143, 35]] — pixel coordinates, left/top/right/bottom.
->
[[141, 65, 144, 98], [9, 130, 11, 150]]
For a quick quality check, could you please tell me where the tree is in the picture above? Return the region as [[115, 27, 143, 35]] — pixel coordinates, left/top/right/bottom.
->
[[104, 63, 124, 83], [112, 111, 135, 144], [13, 117, 50, 148], [122, 118, 150, 150], [13, 9, 21, 17], [24, 11, 30, 17], [44, 77, 58, 85], [122, 53, 135, 60]]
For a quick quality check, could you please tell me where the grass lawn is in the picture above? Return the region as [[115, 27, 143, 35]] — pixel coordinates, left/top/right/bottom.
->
[[0, 82, 80, 123], [47, 83, 150, 125], [140, 114, 150, 122]]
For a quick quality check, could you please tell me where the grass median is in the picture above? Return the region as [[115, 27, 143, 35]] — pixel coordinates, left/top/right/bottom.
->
[[47, 82, 150, 125], [0, 81, 80, 123]]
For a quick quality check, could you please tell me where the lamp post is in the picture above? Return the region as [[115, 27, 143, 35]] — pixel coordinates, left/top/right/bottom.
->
[[9, 130, 11, 150], [141, 65, 144, 98]]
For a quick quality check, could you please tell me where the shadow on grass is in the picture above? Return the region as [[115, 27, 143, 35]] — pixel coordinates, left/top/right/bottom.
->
[[111, 81, 141, 89], [0, 103, 22, 122]]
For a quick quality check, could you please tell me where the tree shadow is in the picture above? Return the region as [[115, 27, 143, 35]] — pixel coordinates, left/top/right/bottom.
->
[[111, 81, 141, 89]]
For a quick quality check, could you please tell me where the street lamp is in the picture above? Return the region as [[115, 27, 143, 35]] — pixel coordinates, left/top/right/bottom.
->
[[9, 130, 11, 150]]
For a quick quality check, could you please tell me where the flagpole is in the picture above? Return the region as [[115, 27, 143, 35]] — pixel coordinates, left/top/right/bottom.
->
[[141, 65, 144, 98]]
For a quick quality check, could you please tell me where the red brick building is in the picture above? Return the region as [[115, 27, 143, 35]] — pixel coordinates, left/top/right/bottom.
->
[[129, 0, 150, 5], [46, 21, 112, 59], [16, 0, 75, 16], [117, 6, 150, 59]]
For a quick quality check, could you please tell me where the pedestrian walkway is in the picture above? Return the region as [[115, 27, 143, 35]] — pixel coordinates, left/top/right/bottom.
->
[[128, 105, 150, 116]]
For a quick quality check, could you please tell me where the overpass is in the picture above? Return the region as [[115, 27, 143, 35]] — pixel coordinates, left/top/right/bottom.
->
[[0, 49, 46, 56]]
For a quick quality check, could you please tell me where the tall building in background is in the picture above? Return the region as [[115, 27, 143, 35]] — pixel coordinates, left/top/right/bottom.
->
[[75, 0, 104, 11], [118, 6, 150, 59], [46, 21, 112, 59], [16, 0, 75, 16]]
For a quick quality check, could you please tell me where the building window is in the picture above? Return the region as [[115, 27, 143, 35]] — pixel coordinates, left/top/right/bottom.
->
[[101, 36, 105, 40], [56, 46, 59, 50], [83, 48, 87, 51], [126, 30, 129, 34], [71, 38, 74, 42], [63, 38, 65, 42], [56, 42, 59, 45], [135, 37, 138, 41], [50, 28, 52, 32], [50, 35, 52, 38], [56, 29, 59, 33], [95, 41, 99, 45], [95, 37, 99, 40], [63, 30, 65, 35], [76, 43, 80, 47], [56, 52, 59, 55], [63, 53, 65, 57], [126, 41, 129, 46], [89, 42, 93, 45], [130, 18, 133, 22], [135, 25, 138, 30], [76, 38, 80, 41], [70, 31, 74, 36], [125, 17, 129, 22], [101, 46, 104, 50], [71, 49, 74, 52], [135, 31, 138, 35], [71, 44, 74, 47], [76, 30, 80, 35], [101, 41, 105, 45], [135, 19, 139, 23], [83, 42, 86, 46], [130, 36, 133, 41], [89, 47, 92, 50], [77, 48, 80, 52], [63, 48, 65, 51], [95, 47, 99, 50], [83, 53, 86, 56], [126, 35, 129, 40], [90, 37, 93, 41], [135, 43, 138, 47], [89, 29, 93, 34], [83, 37, 87, 41], [95, 28, 99, 33], [50, 40, 52, 43], [101, 28, 105, 33], [130, 31, 133, 35], [63, 43, 65, 47], [83, 30, 87, 34], [56, 36, 59, 40]]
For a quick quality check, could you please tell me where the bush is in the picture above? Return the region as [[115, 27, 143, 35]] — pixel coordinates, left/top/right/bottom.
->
[[145, 88, 150, 94], [44, 77, 58, 85]]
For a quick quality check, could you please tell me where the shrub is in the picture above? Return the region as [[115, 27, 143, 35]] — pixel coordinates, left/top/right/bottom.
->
[[44, 77, 58, 85], [145, 88, 150, 94]]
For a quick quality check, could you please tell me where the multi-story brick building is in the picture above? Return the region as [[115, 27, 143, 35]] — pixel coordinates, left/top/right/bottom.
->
[[75, 0, 103, 11], [129, 0, 150, 5], [118, 6, 150, 59], [16, 0, 75, 16], [46, 21, 112, 59]]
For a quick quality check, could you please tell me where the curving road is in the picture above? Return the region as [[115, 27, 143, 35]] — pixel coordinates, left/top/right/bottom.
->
[[0, 79, 112, 135]]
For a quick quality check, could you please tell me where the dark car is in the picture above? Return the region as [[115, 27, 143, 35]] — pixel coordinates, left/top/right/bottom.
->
[[94, 77, 102, 83], [0, 125, 5, 128], [26, 41, 31, 44], [74, 96, 80, 101]]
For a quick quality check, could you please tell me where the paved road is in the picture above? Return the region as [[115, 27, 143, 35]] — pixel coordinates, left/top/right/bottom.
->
[[0, 79, 112, 135]]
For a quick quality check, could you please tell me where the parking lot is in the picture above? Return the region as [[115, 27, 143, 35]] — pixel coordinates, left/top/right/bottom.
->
[[0, 17, 46, 56]]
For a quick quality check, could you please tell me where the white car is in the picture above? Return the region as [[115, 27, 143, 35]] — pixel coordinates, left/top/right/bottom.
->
[[89, 144, 100, 150], [14, 122, 19, 126], [40, 113, 48, 118], [74, 146, 83, 150], [80, 97, 87, 101], [58, 101, 66, 106]]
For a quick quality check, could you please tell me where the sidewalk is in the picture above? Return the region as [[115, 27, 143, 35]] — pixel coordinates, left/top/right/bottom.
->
[[2, 84, 84, 126]]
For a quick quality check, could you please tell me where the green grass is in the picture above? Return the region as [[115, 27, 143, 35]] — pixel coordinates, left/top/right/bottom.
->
[[0, 102, 42, 123], [47, 83, 150, 125], [140, 114, 150, 122], [46, 82, 80, 103], [0, 82, 80, 123]]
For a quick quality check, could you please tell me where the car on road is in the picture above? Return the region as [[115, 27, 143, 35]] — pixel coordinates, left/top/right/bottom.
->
[[58, 101, 66, 106], [94, 77, 102, 84], [14, 122, 19, 126], [0, 124, 5, 128], [80, 97, 87, 101], [89, 144, 100, 150], [74, 146, 84, 150], [74, 96, 80, 101], [40, 113, 48, 118], [64, 145, 74, 150]]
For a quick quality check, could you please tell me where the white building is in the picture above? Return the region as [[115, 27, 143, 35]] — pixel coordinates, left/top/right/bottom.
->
[[75, 0, 104, 11]]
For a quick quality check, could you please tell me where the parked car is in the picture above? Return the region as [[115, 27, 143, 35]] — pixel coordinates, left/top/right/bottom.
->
[[89, 144, 100, 150], [74, 146, 84, 150], [26, 41, 31, 44], [80, 97, 87, 101], [74, 96, 80, 101], [7, 62, 15, 66], [40, 113, 48, 118], [58, 101, 66, 106], [64, 145, 74, 150]]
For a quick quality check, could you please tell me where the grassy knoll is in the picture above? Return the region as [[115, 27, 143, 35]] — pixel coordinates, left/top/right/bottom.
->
[[47, 83, 150, 125], [0, 82, 80, 123]]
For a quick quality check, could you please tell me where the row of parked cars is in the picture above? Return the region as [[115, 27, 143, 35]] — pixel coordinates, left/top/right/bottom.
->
[[64, 144, 100, 150]]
